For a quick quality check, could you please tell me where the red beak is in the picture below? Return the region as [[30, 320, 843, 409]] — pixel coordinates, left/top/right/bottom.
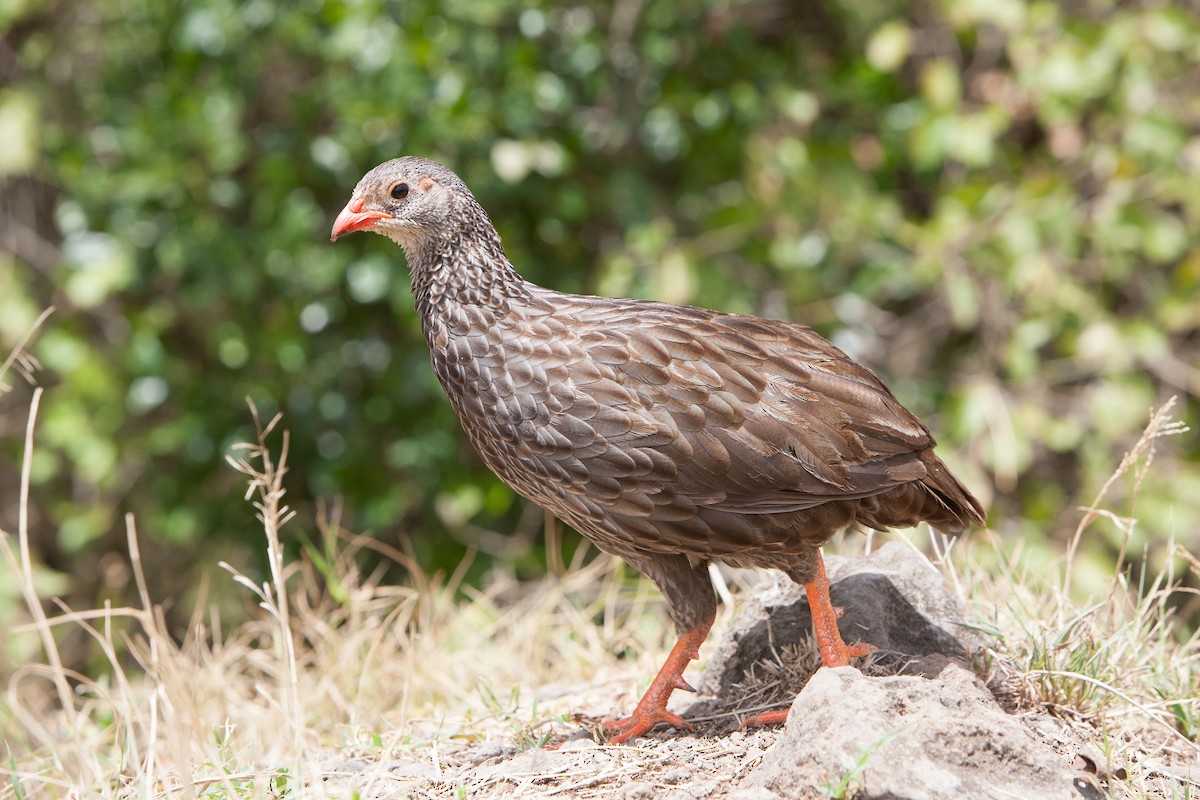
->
[[330, 197, 392, 241]]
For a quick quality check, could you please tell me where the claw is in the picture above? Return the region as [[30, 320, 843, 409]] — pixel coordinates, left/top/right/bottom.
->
[[604, 708, 692, 743], [674, 676, 697, 693], [601, 620, 712, 744]]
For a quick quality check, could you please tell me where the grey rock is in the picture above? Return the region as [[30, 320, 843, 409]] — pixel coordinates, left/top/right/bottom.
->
[[700, 542, 988, 699], [465, 739, 517, 764], [663, 791, 700, 800], [472, 746, 559, 782], [383, 758, 440, 780], [662, 766, 694, 784], [724, 788, 781, 800], [622, 781, 657, 799], [743, 661, 1080, 800]]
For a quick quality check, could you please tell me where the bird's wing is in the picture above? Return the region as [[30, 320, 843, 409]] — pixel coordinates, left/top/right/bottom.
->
[[520, 296, 937, 517]]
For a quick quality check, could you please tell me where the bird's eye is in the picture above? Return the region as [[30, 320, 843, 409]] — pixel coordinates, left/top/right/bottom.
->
[[390, 183, 410, 200]]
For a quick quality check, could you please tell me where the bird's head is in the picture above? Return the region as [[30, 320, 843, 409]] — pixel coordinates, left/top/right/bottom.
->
[[329, 156, 475, 248]]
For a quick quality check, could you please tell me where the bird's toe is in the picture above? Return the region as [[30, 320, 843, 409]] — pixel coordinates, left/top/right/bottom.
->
[[738, 708, 791, 730], [603, 708, 691, 744]]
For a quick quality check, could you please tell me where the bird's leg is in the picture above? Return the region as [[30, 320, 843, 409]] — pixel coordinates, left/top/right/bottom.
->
[[805, 551, 872, 667], [740, 551, 871, 729], [603, 618, 712, 744], [602, 555, 716, 743]]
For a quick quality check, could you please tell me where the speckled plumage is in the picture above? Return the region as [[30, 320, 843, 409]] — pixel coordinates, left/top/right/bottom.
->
[[332, 157, 986, 737]]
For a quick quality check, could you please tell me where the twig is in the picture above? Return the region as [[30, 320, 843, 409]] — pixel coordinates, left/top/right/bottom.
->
[[10, 388, 74, 718], [222, 400, 306, 788], [1061, 397, 1188, 603], [0, 388, 110, 793], [0, 306, 54, 392]]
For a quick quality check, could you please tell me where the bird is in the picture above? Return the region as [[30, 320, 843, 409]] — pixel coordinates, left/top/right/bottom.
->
[[330, 157, 986, 743]]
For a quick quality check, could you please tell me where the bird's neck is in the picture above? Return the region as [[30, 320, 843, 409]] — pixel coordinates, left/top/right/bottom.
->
[[403, 216, 529, 322]]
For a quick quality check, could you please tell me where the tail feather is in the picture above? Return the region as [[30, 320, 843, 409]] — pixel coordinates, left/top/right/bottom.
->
[[918, 450, 986, 534]]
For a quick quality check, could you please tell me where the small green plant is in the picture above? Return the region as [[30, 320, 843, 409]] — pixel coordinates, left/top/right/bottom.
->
[[8, 745, 28, 800], [271, 767, 291, 796], [819, 727, 906, 799]]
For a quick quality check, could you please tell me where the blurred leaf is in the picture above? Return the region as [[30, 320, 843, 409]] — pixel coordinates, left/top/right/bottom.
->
[[866, 22, 911, 73], [0, 90, 38, 175]]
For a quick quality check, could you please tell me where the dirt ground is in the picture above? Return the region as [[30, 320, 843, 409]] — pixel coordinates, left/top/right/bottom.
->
[[315, 723, 792, 800]]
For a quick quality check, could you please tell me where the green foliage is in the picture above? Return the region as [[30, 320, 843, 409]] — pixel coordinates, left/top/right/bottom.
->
[[1, 0, 1197, 610]]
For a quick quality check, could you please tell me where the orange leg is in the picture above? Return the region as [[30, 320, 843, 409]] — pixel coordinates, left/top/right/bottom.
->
[[740, 551, 871, 729], [604, 619, 711, 744], [805, 551, 872, 667]]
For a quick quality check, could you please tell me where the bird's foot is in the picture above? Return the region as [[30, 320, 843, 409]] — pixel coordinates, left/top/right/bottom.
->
[[806, 551, 875, 668], [738, 708, 790, 730], [817, 637, 873, 667], [601, 620, 711, 744], [604, 705, 693, 744]]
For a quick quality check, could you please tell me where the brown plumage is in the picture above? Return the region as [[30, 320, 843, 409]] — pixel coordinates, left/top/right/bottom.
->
[[331, 157, 986, 742]]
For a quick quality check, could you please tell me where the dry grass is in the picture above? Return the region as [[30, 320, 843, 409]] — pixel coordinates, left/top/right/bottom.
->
[[2, 317, 1198, 799], [0, 339, 671, 797], [957, 397, 1200, 796]]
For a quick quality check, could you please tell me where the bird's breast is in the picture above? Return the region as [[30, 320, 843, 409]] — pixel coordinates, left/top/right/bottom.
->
[[426, 307, 592, 499]]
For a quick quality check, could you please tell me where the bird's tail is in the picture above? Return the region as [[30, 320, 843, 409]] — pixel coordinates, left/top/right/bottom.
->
[[918, 450, 987, 534]]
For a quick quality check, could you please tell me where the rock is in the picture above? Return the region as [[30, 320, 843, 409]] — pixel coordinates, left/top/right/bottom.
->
[[465, 739, 517, 764], [622, 782, 657, 799], [662, 766, 693, 784], [472, 746, 559, 783], [686, 544, 1084, 798], [555, 736, 602, 752], [724, 788, 781, 800], [700, 542, 988, 699], [742, 661, 1080, 800]]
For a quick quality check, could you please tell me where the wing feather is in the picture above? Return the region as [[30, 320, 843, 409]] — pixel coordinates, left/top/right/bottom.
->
[[489, 292, 940, 525]]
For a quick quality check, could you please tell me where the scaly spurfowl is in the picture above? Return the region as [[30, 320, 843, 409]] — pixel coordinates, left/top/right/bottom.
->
[[330, 157, 985, 743]]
